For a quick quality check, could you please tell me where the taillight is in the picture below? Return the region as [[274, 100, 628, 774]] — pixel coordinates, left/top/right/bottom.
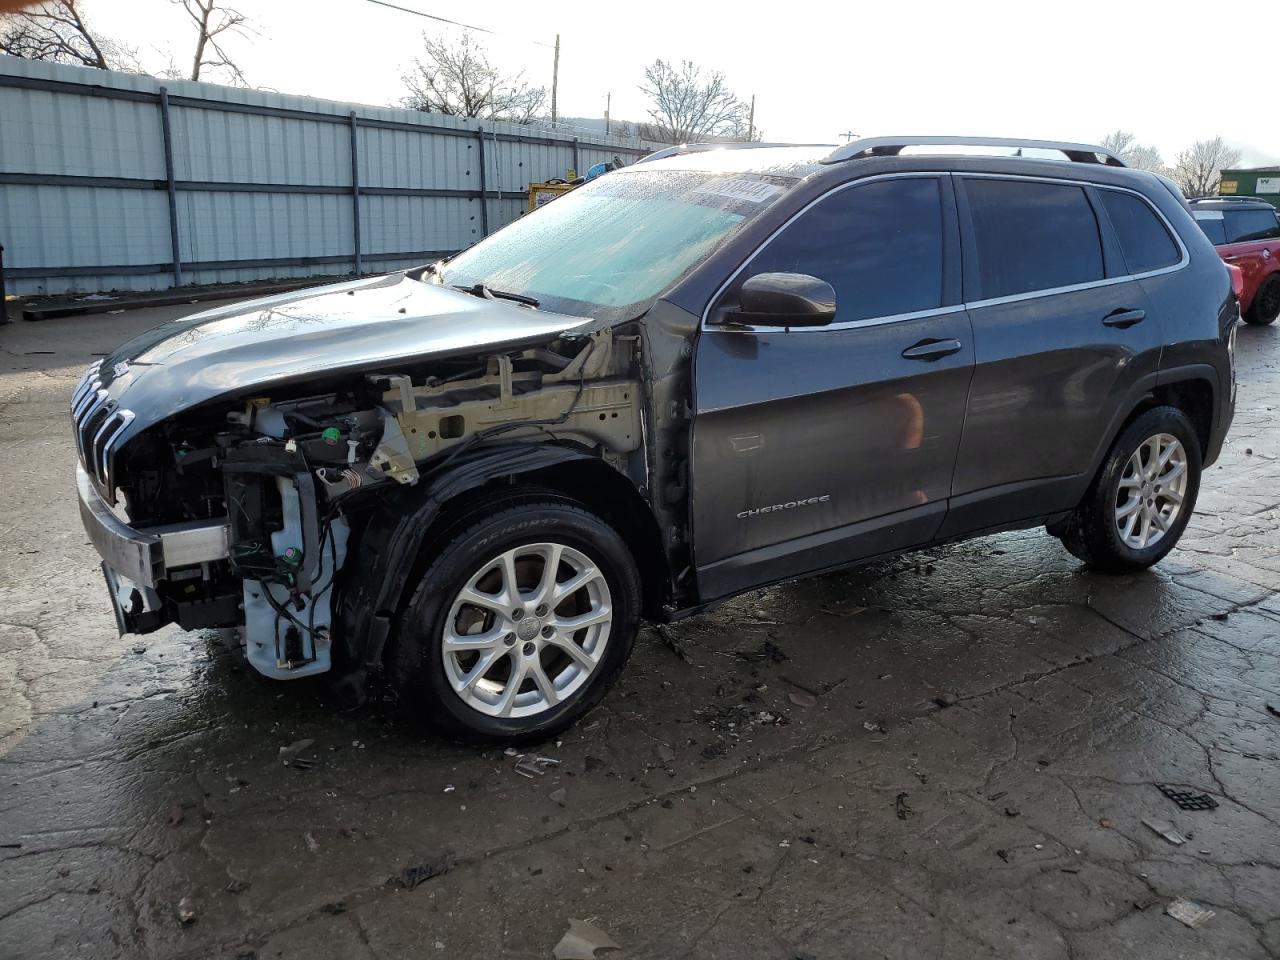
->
[[1225, 263, 1245, 299]]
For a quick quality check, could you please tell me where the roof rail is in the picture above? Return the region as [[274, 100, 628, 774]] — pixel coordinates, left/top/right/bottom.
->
[[1188, 195, 1268, 203], [823, 136, 1127, 168], [636, 141, 835, 164]]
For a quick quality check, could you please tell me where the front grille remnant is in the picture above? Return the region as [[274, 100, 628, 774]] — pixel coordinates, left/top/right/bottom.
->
[[70, 361, 133, 496]]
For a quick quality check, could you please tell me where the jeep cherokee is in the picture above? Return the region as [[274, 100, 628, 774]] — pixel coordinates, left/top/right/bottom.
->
[[73, 136, 1238, 742]]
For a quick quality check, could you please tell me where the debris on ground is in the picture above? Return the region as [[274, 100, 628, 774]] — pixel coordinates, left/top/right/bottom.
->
[[781, 675, 824, 698], [863, 721, 884, 733], [177, 896, 197, 925], [735, 640, 789, 663], [1266, 703, 1280, 720], [1142, 817, 1188, 845], [553, 918, 621, 960], [654, 623, 691, 663], [166, 805, 185, 828], [394, 860, 449, 889], [1166, 897, 1215, 928], [788, 691, 817, 709], [1156, 785, 1219, 811], [932, 692, 959, 708], [895, 792, 912, 820], [304, 832, 320, 854], [319, 901, 345, 915], [224, 879, 250, 895], [996, 848, 1009, 862], [279, 739, 317, 769], [820, 603, 867, 618], [515, 756, 560, 779], [1004, 807, 1020, 818]]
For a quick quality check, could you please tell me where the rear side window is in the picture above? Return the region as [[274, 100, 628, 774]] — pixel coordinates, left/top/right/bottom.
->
[[1099, 190, 1180, 273], [965, 179, 1104, 299], [1193, 212, 1228, 245], [742, 177, 944, 323], [1225, 208, 1280, 243]]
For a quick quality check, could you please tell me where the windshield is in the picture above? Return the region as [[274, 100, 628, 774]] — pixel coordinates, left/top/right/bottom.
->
[[436, 169, 792, 321]]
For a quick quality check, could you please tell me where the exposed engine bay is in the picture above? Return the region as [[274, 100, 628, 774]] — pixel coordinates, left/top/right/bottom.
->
[[103, 328, 649, 681]]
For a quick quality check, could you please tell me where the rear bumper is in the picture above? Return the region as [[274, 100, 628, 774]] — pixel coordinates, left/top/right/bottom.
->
[[77, 464, 231, 632]]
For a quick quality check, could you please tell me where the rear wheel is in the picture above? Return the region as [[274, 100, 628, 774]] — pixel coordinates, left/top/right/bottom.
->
[[1245, 274, 1280, 326], [1057, 406, 1201, 573], [392, 499, 641, 743]]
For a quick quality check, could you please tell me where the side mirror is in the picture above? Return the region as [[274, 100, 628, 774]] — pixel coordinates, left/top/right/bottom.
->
[[727, 272, 837, 327]]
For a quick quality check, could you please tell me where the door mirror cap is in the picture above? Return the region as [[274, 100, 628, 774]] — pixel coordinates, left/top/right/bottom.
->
[[727, 272, 837, 327]]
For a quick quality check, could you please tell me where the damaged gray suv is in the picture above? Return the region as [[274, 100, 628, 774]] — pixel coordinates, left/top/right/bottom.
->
[[74, 136, 1237, 742]]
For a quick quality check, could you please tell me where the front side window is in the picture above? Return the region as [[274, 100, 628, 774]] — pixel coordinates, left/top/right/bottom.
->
[[1225, 208, 1280, 243], [1099, 190, 1180, 273], [737, 177, 945, 324], [965, 179, 1104, 299], [438, 169, 791, 322]]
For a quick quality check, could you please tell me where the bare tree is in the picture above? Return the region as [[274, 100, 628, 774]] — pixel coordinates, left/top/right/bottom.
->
[[1099, 130, 1165, 173], [0, 0, 134, 69], [173, 0, 249, 84], [1172, 136, 1242, 198], [402, 32, 546, 123], [639, 59, 751, 144]]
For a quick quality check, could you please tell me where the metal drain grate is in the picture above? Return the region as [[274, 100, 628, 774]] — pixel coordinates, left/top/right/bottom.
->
[[1156, 784, 1219, 811]]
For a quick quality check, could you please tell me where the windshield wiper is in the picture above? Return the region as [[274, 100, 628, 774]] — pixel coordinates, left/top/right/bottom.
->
[[453, 282, 539, 308]]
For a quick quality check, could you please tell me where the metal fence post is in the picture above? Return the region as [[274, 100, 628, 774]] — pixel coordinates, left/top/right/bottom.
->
[[476, 127, 489, 237], [0, 243, 9, 323], [158, 88, 183, 287], [349, 112, 362, 276]]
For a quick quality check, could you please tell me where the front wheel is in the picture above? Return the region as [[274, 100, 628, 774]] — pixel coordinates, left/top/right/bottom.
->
[[1244, 274, 1280, 326], [1057, 406, 1201, 573], [392, 499, 641, 743]]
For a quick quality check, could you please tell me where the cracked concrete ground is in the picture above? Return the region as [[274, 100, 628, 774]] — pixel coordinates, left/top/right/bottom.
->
[[1, 304, 1278, 960]]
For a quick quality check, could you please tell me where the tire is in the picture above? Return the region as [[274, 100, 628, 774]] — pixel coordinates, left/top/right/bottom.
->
[[392, 499, 641, 743], [1057, 406, 1201, 574], [1245, 275, 1280, 326]]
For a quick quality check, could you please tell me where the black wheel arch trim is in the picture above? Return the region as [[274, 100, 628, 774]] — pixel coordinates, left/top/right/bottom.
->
[[335, 441, 604, 678]]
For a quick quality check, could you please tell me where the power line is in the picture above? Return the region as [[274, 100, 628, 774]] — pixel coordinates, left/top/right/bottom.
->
[[364, 0, 555, 48]]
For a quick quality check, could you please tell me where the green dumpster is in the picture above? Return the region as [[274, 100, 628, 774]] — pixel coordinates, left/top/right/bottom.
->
[[1219, 167, 1280, 210]]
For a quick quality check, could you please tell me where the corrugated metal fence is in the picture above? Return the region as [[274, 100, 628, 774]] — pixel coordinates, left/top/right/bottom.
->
[[0, 57, 657, 295]]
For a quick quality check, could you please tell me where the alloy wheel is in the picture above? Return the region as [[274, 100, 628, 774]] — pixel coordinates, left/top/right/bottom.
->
[[441, 543, 612, 718], [1113, 433, 1188, 550]]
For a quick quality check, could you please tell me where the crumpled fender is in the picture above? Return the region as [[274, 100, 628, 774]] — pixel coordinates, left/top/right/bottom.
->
[[334, 440, 599, 680]]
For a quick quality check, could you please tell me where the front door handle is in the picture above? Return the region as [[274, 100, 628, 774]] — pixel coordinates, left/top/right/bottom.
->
[[901, 338, 963, 361], [1103, 308, 1146, 329]]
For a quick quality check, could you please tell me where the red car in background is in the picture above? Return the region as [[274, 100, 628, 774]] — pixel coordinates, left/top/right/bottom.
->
[[1189, 198, 1280, 325]]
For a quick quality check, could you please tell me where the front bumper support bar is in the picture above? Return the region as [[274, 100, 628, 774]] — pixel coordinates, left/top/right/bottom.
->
[[76, 464, 230, 588]]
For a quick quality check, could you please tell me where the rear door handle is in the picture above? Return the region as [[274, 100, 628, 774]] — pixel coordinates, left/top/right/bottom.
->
[[901, 338, 963, 361], [1103, 308, 1146, 329]]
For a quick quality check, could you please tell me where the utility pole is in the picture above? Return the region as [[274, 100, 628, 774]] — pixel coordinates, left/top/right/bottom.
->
[[605, 92, 611, 135], [747, 94, 755, 142], [840, 130, 857, 142], [551, 33, 560, 124]]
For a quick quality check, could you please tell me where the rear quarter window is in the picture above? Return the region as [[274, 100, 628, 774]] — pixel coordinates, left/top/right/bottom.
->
[[1099, 190, 1180, 273], [965, 179, 1104, 299], [1193, 212, 1227, 245]]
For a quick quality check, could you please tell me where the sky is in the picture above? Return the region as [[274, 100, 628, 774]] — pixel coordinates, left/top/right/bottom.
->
[[89, 0, 1278, 167]]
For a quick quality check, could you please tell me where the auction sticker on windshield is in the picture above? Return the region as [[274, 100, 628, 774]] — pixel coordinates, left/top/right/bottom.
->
[[694, 179, 784, 203]]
